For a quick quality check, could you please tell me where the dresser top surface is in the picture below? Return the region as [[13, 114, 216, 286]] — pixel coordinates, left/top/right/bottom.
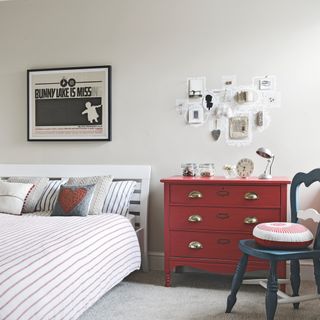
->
[[160, 176, 291, 185]]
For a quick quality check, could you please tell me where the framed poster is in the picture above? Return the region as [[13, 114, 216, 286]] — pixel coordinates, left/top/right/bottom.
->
[[27, 65, 111, 141]]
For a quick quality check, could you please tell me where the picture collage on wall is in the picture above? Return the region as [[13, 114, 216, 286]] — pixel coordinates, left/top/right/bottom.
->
[[175, 75, 280, 146]]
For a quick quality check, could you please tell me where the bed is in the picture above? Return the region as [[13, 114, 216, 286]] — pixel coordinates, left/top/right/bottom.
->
[[0, 164, 151, 320]]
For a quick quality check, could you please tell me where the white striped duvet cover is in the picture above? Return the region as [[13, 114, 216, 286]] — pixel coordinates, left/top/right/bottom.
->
[[0, 213, 141, 320]]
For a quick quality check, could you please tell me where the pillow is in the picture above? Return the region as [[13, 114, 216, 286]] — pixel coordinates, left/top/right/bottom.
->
[[102, 180, 137, 216], [35, 179, 67, 212], [0, 181, 33, 215], [253, 222, 313, 249], [66, 175, 113, 215], [51, 184, 95, 217], [8, 176, 49, 212]]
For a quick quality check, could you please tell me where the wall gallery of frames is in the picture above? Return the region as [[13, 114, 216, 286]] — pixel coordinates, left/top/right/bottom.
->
[[176, 75, 281, 146]]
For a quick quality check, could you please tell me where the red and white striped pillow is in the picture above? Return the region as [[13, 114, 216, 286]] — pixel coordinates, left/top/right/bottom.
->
[[253, 222, 313, 249]]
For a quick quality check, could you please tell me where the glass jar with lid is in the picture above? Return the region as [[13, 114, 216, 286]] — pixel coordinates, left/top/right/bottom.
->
[[199, 163, 215, 177], [181, 163, 198, 177]]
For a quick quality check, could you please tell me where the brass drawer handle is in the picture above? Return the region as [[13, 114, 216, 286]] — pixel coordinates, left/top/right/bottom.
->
[[188, 214, 202, 223], [244, 216, 258, 224], [216, 212, 230, 220], [188, 191, 203, 199], [188, 241, 203, 249], [217, 239, 231, 245], [244, 192, 259, 200]]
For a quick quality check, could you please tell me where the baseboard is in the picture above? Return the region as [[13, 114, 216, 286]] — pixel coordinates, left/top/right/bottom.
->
[[148, 251, 164, 271], [148, 251, 313, 280]]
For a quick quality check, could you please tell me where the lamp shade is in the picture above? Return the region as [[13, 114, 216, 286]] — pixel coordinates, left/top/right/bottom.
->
[[256, 147, 274, 159]]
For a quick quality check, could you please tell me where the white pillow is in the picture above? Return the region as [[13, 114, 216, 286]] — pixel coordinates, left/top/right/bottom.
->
[[8, 176, 49, 212], [66, 175, 113, 215], [0, 181, 33, 215]]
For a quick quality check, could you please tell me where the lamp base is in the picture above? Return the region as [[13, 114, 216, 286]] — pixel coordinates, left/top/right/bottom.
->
[[259, 173, 272, 179]]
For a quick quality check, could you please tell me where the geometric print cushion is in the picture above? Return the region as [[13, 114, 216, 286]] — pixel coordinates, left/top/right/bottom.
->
[[253, 222, 314, 249], [102, 180, 137, 216], [65, 175, 113, 215], [51, 184, 95, 217]]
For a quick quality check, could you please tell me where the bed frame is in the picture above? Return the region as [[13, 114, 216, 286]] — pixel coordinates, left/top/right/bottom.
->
[[0, 164, 151, 272]]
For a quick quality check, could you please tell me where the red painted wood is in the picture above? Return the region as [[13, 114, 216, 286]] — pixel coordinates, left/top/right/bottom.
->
[[169, 206, 280, 231], [170, 184, 281, 207], [161, 176, 291, 287]]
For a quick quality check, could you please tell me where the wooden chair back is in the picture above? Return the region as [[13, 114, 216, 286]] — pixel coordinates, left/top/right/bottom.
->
[[291, 168, 320, 250]]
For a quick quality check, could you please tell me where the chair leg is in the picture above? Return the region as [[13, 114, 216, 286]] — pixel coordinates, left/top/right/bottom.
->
[[290, 259, 300, 309], [313, 258, 320, 294], [226, 254, 248, 313], [266, 260, 278, 320]]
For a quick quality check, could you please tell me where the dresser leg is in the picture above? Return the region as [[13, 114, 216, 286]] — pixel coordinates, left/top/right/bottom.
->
[[165, 272, 171, 287], [226, 254, 248, 313]]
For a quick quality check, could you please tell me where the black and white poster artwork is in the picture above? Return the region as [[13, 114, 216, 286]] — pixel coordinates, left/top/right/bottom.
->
[[27, 66, 111, 141]]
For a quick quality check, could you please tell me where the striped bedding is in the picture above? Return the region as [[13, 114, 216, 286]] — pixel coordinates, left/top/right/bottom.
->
[[0, 213, 141, 320]]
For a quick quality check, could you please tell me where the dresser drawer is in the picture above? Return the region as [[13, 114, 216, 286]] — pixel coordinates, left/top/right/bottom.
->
[[170, 231, 246, 260], [170, 184, 280, 207], [169, 206, 280, 231]]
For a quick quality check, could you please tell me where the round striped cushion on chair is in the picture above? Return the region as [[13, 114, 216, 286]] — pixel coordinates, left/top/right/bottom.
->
[[253, 222, 313, 249]]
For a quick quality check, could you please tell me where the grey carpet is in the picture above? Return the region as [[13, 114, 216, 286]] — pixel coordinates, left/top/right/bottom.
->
[[79, 271, 319, 320]]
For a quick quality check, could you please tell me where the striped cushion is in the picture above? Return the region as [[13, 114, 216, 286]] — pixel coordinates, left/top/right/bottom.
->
[[35, 179, 67, 212], [102, 181, 137, 216], [253, 222, 313, 249]]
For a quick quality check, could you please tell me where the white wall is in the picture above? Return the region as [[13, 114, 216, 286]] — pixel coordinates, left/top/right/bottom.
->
[[1, 0, 320, 255]]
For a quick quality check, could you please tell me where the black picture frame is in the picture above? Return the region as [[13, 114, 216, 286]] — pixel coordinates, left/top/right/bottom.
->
[[27, 65, 112, 141]]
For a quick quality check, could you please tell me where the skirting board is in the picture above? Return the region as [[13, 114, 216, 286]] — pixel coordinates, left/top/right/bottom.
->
[[148, 252, 314, 281]]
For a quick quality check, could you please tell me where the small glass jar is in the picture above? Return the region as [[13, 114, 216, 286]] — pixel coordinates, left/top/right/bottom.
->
[[223, 164, 237, 179], [181, 163, 198, 177], [199, 163, 215, 177]]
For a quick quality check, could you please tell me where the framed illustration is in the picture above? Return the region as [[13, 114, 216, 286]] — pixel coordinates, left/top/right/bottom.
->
[[27, 65, 111, 141]]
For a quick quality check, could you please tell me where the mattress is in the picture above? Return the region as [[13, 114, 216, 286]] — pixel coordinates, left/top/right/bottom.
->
[[0, 213, 141, 320]]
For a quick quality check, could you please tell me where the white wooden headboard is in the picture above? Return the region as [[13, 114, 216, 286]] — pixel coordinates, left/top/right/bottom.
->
[[0, 164, 151, 272]]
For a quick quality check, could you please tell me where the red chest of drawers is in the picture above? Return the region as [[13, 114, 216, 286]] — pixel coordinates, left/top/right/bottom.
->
[[160, 176, 291, 287]]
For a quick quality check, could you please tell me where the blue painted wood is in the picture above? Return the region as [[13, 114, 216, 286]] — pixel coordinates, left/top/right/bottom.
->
[[226, 254, 248, 313], [314, 258, 320, 294], [290, 168, 320, 223], [226, 168, 320, 320], [266, 261, 278, 320], [290, 260, 300, 309]]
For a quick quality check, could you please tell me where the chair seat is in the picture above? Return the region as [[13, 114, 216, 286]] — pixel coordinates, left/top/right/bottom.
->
[[239, 239, 320, 261]]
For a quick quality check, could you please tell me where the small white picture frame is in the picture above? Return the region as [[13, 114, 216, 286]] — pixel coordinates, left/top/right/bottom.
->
[[188, 104, 204, 124], [253, 75, 276, 91], [187, 77, 206, 98]]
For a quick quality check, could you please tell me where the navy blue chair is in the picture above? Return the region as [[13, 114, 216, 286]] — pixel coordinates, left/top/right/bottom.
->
[[226, 168, 320, 320]]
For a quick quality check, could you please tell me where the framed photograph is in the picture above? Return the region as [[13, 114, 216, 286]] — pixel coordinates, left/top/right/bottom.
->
[[229, 116, 249, 139], [27, 66, 111, 141]]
